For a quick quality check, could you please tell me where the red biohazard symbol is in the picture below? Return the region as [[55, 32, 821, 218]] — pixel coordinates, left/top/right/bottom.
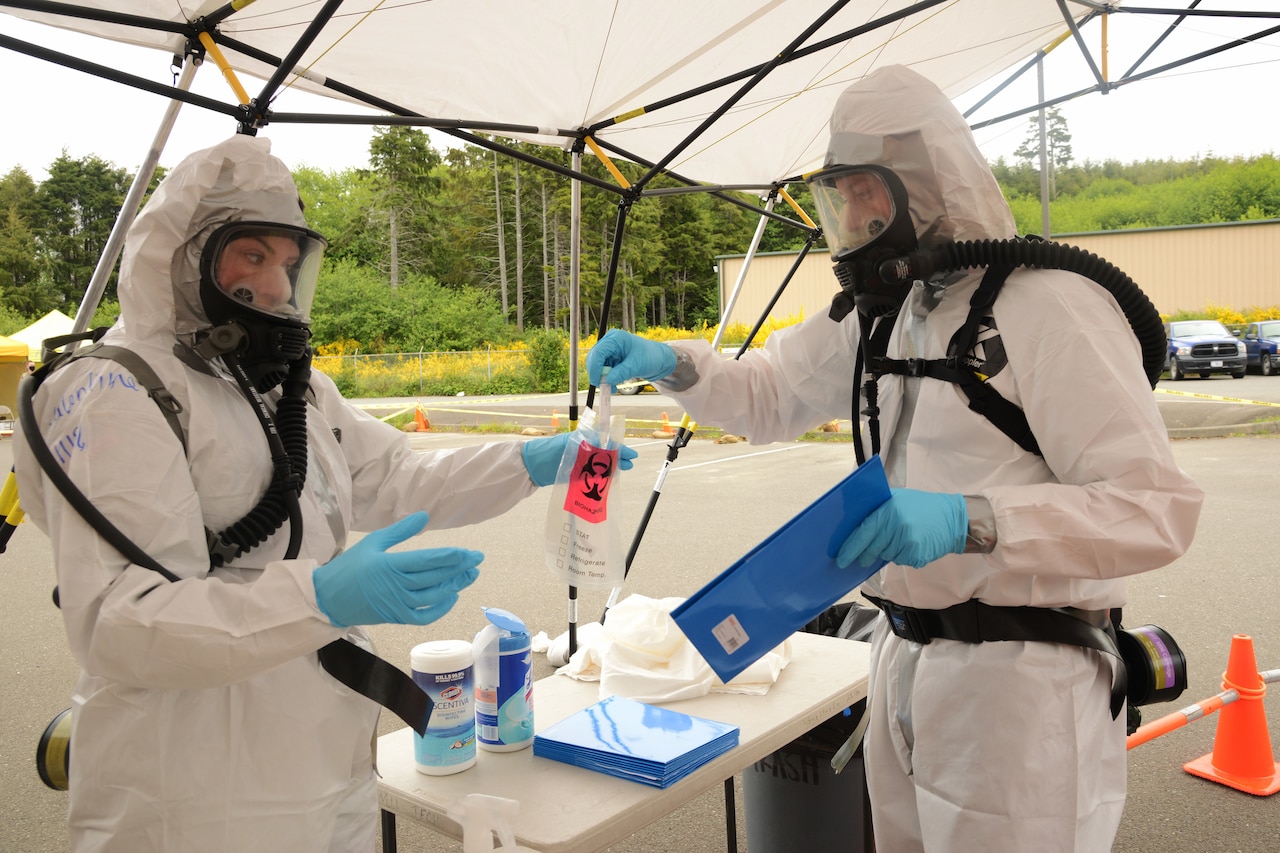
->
[[563, 442, 617, 522]]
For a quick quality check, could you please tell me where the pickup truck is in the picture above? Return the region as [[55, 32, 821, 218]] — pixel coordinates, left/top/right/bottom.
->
[[1164, 320, 1246, 380], [1241, 320, 1280, 376]]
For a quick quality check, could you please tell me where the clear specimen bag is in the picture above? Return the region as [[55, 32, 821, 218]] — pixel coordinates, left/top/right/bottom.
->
[[542, 381, 627, 589]]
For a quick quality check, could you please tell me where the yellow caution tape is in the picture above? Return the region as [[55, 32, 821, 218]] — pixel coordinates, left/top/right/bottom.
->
[[1155, 389, 1280, 408]]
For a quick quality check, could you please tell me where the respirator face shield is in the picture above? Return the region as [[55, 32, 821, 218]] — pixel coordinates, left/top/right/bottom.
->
[[806, 164, 919, 320], [196, 221, 328, 391], [199, 221, 326, 324], [808, 165, 900, 258]]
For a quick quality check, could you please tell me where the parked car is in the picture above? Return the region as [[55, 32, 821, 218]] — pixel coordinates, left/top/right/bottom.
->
[[1164, 320, 1246, 380], [1241, 320, 1280, 376]]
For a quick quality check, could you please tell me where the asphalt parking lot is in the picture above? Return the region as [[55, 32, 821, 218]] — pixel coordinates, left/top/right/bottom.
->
[[2, 386, 1279, 852]]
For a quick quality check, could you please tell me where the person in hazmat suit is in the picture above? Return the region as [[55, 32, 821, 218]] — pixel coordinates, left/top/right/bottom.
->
[[586, 66, 1203, 852], [14, 134, 632, 853]]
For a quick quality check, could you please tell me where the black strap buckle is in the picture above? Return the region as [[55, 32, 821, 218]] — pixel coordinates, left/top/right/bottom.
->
[[868, 596, 932, 644]]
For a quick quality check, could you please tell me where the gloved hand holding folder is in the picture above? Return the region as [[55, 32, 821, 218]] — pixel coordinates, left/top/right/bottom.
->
[[670, 456, 891, 683]]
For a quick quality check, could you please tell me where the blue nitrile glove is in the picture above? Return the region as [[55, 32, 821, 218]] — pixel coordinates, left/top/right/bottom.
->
[[586, 329, 677, 388], [312, 511, 483, 628], [836, 489, 968, 570], [522, 432, 638, 487]]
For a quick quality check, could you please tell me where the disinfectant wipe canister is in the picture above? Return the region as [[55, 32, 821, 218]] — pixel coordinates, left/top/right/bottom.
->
[[473, 607, 534, 752], [411, 640, 476, 775]]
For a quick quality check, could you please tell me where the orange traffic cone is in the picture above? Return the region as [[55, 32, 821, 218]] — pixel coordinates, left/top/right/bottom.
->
[[1184, 634, 1280, 796], [414, 406, 430, 432], [660, 412, 675, 435], [551, 410, 560, 429]]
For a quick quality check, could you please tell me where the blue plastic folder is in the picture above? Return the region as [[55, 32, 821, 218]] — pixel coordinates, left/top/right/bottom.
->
[[671, 455, 891, 684], [533, 694, 739, 788]]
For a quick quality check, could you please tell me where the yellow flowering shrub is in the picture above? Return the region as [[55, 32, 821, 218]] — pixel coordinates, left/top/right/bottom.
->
[[312, 316, 813, 398]]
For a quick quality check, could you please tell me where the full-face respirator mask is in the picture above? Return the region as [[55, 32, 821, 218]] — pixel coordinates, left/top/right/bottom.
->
[[195, 220, 327, 393], [804, 157, 1167, 390], [806, 164, 919, 320]]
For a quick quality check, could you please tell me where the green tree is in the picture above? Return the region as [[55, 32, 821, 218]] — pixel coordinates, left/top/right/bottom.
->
[[1015, 107, 1073, 170], [293, 166, 381, 267], [0, 301, 31, 336], [310, 259, 511, 352], [367, 127, 442, 287], [35, 152, 131, 305], [0, 206, 49, 314], [392, 274, 512, 351], [0, 166, 48, 313], [997, 154, 1280, 236], [1014, 107, 1073, 199], [432, 143, 507, 293]]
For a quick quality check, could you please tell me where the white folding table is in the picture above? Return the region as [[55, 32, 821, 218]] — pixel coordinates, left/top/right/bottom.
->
[[376, 631, 871, 852]]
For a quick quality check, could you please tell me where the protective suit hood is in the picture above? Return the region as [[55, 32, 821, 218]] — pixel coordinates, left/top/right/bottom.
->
[[117, 134, 309, 342], [824, 65, 1016, 245]]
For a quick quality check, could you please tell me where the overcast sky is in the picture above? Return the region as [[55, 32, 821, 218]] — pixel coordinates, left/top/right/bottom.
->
[[2, 10, 1277, 183]]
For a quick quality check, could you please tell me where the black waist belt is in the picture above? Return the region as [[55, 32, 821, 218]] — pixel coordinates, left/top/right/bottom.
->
[[863, 594, 1126, 719]]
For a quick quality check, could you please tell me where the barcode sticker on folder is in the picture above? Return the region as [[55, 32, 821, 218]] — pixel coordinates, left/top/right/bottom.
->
[[711, 614, 749, 654]]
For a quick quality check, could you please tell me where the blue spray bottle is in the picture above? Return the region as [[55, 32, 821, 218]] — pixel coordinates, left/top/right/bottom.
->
[[473, 607, 534, 752]]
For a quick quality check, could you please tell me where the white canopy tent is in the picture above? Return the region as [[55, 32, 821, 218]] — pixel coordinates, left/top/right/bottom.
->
[[4, 0, 1277, 648], [0, 1, 1105, 188], [2, 1, 1277, 329], [10, 309, 75, 363], [3, 0, 1278, 327]]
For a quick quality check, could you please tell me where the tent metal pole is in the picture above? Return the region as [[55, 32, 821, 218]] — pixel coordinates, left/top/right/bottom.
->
[[636, 0, 853, 189], [585, 197, 634, 413], [570, 147, 582, 427], [1056, 0, 1110, 92], [961, 23, 1080, 120], [1036, 54, 1051, 239], [602, 228, 818, 623], [593, 138, 814, 235], [248, 0, 345, 120], [583, 0, 950, 138], [565, 146, 583, 657], [0, 32, 235, 119], [735, 234, 818, 360], [712, 194, 776, 351], [71, 55, 201, 337]]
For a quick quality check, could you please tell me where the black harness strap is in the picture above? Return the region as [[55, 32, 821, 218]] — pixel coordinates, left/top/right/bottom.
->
[[854, 313, 898, 461], [74, 342, 189, 454], [24, 338, 436, 736], [872, 265, 1042, 457]]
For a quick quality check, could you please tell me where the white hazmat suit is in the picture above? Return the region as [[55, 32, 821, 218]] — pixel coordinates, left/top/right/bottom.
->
[[15, 135, 540, 852], [644, 67, 1203, 851]]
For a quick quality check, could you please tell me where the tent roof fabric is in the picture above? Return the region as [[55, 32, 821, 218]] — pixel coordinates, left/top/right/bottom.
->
[[4, 1, 1096, 187], [0, 334, 28, 363]]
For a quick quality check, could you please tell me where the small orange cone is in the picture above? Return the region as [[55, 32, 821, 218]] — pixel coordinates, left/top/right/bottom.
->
[[551, 410, 560, 429], [414, 406, 430, 432], [1184, 634, 1280, 796], [660, 412, 675, 435]]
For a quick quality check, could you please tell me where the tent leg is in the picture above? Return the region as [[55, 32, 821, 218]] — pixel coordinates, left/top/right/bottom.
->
[[70, 55, 201, 341], [713, 194, 776, 351]]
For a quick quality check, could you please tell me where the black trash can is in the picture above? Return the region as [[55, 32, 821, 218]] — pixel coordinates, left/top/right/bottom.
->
[[742, 601, 877, 852], [743, 702, 871, 852]]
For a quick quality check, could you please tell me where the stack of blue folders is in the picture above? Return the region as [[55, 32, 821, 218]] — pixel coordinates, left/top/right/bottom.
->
[[533, 694, 739, 788]]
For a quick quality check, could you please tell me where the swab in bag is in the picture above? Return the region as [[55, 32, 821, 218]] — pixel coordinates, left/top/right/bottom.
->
[[542, 380, 626, 588]]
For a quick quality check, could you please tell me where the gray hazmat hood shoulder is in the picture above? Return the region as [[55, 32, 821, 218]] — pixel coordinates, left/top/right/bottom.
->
[[825, 65, 1016, 244], [116, 134, 308, 342]]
